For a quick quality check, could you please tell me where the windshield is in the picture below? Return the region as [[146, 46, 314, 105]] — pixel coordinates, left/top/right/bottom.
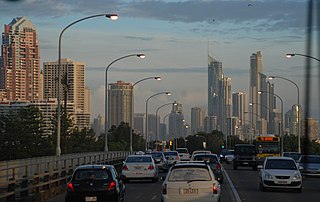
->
[[265, 159, 297, 170], [168, 167, 212, 182], [193, 155, 218, 163], [257, 142, 280, 154], [235, 146, 256, 155], [176, 149, 188, 153], [283, 153, 302, 161]]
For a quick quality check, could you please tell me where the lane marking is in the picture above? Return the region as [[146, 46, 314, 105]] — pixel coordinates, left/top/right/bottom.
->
[[224, 169, 242, 202], [151, 195, 157, 200]]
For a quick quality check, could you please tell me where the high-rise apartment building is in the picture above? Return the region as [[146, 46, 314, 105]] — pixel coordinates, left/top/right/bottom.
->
[[134, 113, 145, 136], [169, 101, 185, 140], [221, 76, 232, 134], [108, 80, 133, 128], [302, 118, 319, 141], [232, 92, 247, 138], [208, 55, 223, 117], [204, 116, 217, 133], [84, 86, 91, 114], [191, 107, 205, 135], [0, 17, 41, 101]]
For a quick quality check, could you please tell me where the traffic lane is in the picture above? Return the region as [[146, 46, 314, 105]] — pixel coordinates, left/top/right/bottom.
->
[[223, 163, 320, 202]]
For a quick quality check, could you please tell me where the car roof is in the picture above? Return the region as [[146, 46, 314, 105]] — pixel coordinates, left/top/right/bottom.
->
[[127, 154, 152, 157], [193, 153, 218, 157], [266, 156, 295, 161], [235, 144, 254, 147], [75, 164, 114, 170], [172, 162, 210, 168]]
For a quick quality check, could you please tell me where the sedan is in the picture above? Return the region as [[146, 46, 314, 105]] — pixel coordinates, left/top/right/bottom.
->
[[121, 155, 158, 182], [259, 157, 302, 192], [161, 162, 221, 202], [298, 155, 320, 177], [150, 151, 169, 171], [163, 151, 180, 166], [65, 164, 126, 202]]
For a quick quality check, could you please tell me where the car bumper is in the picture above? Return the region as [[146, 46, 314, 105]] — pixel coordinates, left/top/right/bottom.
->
[[122, 170, 157, 179], [65, 191, 118, 202], [162, 194, 220, 202], [262, 180, 302, 189], [300, 170, 320, 177]]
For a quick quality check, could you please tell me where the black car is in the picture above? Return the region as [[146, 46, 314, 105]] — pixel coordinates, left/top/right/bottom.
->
[[233, 144, 257, 170], [65, 165, 126, 202]]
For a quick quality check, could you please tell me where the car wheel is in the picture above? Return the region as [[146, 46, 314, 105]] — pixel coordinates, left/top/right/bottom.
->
[[295, 187, 302, 193], [259, 182, 266, 192], [233, 164, 237, 170]]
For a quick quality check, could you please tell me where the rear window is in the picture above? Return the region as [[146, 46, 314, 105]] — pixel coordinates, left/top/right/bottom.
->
[[193, 155, 218, 163], [126, 156, 152, 163], [151, 152, 163, 158], [168, 167, 212, 182], [164, 152, 178, 156], [74, 169, 110, 181], [176, 148, 188, 153], [265, 159, 297, 170]]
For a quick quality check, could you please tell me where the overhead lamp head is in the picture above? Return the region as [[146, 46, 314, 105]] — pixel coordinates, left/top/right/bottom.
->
[[258, 91, 262, 94], [137, 54, 146, 59], [106, 14, 119, 20], [155, 77, 161, 81], [249, 103, 253, 106], [286, 53, 295, 58], [166, 92, 171, 96]]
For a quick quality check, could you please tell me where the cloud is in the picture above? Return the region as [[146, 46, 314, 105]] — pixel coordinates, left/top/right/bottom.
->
[[123, 35, 153, 41]]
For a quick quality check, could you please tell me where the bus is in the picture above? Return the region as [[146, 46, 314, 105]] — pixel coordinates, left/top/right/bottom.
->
[[254, 134, 281, 164]]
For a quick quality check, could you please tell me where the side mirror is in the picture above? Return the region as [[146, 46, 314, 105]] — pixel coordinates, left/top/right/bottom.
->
[[257, 165, 263, 170]]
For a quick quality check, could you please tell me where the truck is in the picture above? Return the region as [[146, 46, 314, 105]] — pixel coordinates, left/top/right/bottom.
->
[[233, 144, 257, 170]]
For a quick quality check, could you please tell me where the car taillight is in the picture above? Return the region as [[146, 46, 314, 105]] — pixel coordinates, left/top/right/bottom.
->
[[213, 185, 218, 194], [148, 165, 154, 170], [162, 184, 167, 194], [216, 163, 221, 170], [108, 181, 116, 190], [67, 182, 74, 192], [122, 165, 129, 171], [175, 156, 179, 160]]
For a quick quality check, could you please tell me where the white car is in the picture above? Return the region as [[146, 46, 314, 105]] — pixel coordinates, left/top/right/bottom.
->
[[225, 150, 234, 164], [190, 150, 211, 160], [163, 151, 181, 166], [121, 155, 158, 182], [259, 157, 302, 192], [175, 148, 190, 161], [162, 162, 221, 202]]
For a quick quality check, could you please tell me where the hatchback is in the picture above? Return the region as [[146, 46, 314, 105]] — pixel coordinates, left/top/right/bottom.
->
[[259, 157, 302, 192], [161, 162, 221, 202], [65, 165, 126, 202]]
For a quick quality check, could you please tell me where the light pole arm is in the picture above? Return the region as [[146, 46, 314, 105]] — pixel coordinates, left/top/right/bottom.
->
[[133, 77, 161, 87], [288, 53, 320, 62], [156, 103, 175, 142]]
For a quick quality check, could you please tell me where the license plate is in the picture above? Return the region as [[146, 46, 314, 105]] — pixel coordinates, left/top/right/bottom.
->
[[243, 162, 249, 165], [85, 196, 97, 202], [134, 166, 142, 170], [181, 188, 198, 194], [277, 180, 288, 184]]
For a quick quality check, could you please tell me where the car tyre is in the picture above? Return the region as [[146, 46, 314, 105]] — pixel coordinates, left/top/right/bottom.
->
[[295, 187, 302, 193], [259, 181, 266, 192], [233, 164, 237, 170]]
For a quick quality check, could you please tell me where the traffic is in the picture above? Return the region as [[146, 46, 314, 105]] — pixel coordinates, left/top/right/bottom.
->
[[56, 145, 320, 202]]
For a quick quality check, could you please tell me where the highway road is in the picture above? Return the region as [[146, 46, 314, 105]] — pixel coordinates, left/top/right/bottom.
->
[[48, 163, 320, 202]]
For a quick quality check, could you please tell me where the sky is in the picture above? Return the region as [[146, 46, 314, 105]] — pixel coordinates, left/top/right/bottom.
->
[[0, 0, 319, 125]]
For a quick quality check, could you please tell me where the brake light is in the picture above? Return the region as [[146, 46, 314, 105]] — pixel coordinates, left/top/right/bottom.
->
[[216, 163, 221, 170], [175, 156, 179, 160], [213, 185, 218, 194], [162, 184, 167, 194], [67, 182, 74, 192], [122, 165, 129, 171], [148, 165, 154, 170], [108, 181, 116, 190]]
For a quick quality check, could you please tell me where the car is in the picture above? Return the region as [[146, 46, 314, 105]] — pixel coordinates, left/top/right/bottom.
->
[[163, 151, 180, 166], [190, 150, 211, 160], [298, 155, 320, 177], [65, 164, 126, 202], [121, 155, 158, 182], [150, 151, 169, 171], [282, 152, 301, 162], [192, 153, 224, 183], [233, 144, 257, 170], [219, 149, 230, 163], [175, 148, 190, 161], [259, 157, 302, 192], [161, 161, 221, 202], [225, 150, 235, 164]]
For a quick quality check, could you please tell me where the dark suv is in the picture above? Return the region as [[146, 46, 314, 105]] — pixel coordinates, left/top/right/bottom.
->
[[65, 165, 126, 202], [233, 144, 257, 170]]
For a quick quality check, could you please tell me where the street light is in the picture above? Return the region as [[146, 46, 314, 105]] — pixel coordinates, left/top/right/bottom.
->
[[145, 92, 171, 150], [129, 76, 161, 152], [258, 91, 284, 154], [286, 53, 320, 62], [155, 102, 177, 143], [268, 75, 301, 153], [56, 13, 118, 156], [105, 53, 145, 153]]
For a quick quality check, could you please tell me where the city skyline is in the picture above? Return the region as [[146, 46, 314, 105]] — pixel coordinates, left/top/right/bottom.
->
[[0, 0, 318, 125]]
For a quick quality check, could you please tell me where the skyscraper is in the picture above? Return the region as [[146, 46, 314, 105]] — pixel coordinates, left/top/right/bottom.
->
[[108, 80, 133, 128], [208, 55, 223, 117], [0, 17, 41, 101], [191, 107, 205, 134], [232, 92, 248, 137]]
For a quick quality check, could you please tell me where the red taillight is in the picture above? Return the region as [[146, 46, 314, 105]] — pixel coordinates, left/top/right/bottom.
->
[[162, 184, 167, 194], [213, 186, 218, 194], [216, 163, 221, 170], [122, 165, 128, 171], [148, 165, 155, 170], [67, 182, 74, 192], [175, 156, 179, 160], [108, 181, 116, 190]]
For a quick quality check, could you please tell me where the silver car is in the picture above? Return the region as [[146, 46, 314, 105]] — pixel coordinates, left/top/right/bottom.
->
[[298, 155, 320, 177]]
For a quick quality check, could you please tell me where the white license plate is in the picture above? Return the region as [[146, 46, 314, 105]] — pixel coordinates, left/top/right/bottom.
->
[[277, 180, 288, 184], [181, 188, 198, 195], [85, 196, 97, 202]]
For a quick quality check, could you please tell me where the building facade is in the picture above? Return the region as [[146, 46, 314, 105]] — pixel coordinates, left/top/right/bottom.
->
[[191, 107, 205, 135]]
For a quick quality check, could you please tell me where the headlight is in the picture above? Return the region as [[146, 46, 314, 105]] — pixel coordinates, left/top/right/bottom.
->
[[264, 172, 273, 179], [293, 173, 301, 180]]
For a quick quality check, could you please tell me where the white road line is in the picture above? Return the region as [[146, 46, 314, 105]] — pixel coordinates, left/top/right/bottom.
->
[[151, 195, 157, 200], [224, 170, 242, 202]]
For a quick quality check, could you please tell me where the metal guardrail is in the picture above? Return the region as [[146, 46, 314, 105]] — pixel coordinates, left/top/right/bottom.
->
[[0, 151, 131, 201]]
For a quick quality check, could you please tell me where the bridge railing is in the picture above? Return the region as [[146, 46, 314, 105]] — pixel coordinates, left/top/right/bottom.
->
[[0, 151, 131, 201]]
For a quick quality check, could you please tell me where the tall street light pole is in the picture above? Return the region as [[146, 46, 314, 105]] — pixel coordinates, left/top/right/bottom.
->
[[155, 102, 177, 143], [163, 113, 171, 142], [105, 54, 145, 153], [286, 53, 320, 62], [259, 91, 284, 154], [145, 92, 171, 150], [268, 75, 301, 153], [130, 77, 161, 152], [56, 13, 118, 156]]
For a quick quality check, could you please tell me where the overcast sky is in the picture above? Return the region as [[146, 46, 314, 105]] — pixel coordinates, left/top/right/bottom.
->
[[1, 0, 318, 124]]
